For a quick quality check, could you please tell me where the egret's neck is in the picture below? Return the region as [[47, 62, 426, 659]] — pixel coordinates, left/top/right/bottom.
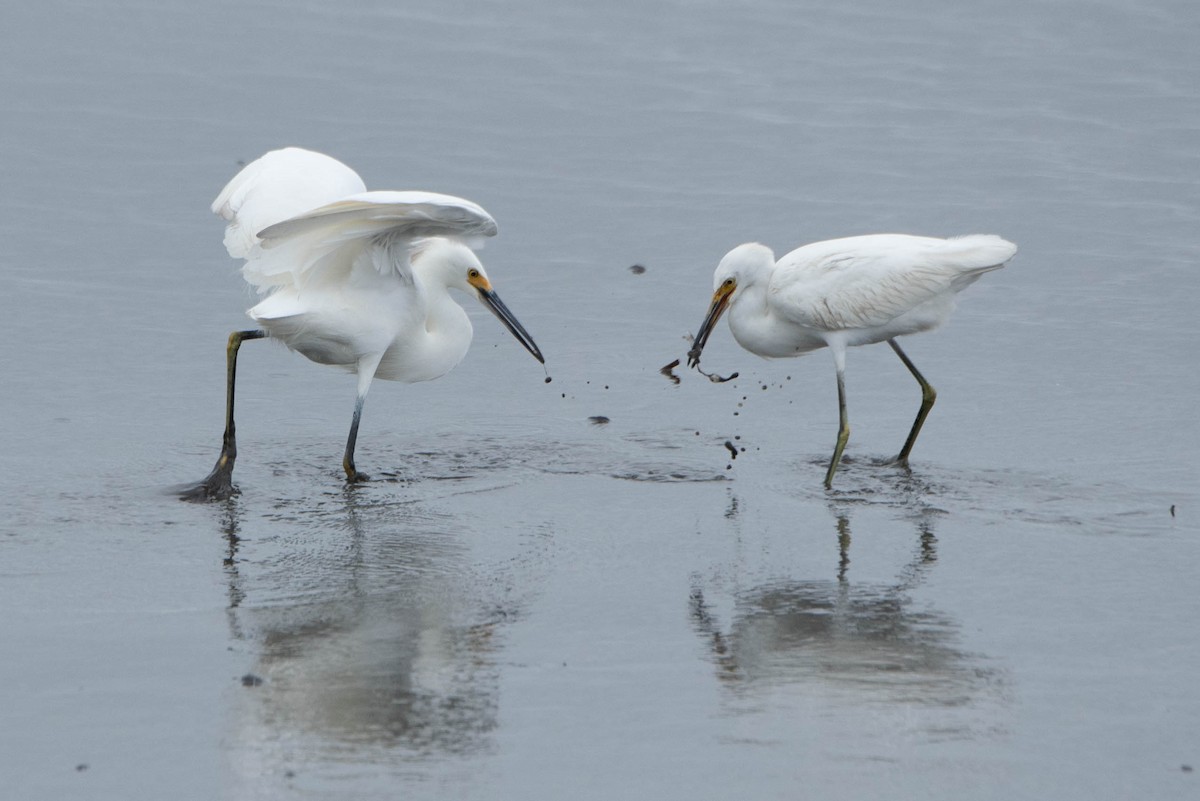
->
[[727, 278, 797, 358], [720, 273, 768, 340], [413, 275, 474, 371]]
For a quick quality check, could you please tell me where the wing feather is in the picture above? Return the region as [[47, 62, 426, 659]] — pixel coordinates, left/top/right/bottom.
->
[[211, 147, 366, 260], [257, 192, 497, 243], [212, 149, 496, 294], [769, 234, 1016, 330]]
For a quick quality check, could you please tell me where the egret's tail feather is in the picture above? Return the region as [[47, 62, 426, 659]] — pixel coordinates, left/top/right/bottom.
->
[[943, 234, 1018, 271]]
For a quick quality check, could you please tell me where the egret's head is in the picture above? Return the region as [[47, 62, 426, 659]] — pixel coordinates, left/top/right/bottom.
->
[[688, 243, 773, 369], [713, 242, 774, 293], [413, 238, 490, 292], [412, 238, 544, 365]]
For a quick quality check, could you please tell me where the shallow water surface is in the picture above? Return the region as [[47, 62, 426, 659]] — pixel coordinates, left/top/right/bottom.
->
[[2, 0, 1198, 799]]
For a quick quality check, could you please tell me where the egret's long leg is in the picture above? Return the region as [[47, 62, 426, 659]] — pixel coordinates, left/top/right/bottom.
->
[[220, 330, 268, 459], [888, 338, 936, 465], [825, 359, 851, 489], [343, 395, 368, 482], [182, 329, 266, 501], [343, 353, 383, 483]]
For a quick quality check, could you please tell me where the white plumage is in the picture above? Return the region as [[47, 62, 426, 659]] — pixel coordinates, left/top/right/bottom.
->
[[212, 147, 367, 261], [186, 147, 544, 499], [687, 233, 1017, 487]]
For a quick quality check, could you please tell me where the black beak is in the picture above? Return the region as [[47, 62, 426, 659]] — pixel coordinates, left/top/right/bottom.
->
[[479, 288, 545, 364], [687, 287, 733, 368]]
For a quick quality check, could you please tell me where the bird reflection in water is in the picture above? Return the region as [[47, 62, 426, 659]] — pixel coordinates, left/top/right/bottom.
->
[[218, 487, 534, 773], [690, 497, 1004, 729]]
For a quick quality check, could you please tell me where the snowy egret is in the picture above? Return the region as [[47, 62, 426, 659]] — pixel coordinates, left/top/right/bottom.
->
[[686, 234, 1017, 488], [184, 147, 544, 501]]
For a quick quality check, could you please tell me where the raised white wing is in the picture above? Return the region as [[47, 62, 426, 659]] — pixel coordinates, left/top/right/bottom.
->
[[256, 191, 496, 244], [212, 148, 497, 293], [212, 147, 366, 260], [769, 234, 1017, 330], [243, 191, 496, 292]]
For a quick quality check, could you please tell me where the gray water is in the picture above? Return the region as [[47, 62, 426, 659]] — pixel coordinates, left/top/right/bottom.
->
[[2, 0, 1197, 798]]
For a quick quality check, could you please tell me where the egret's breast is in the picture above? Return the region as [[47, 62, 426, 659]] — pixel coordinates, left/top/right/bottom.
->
[[729, 306, 829, 358], [373, 295, 473, 383]]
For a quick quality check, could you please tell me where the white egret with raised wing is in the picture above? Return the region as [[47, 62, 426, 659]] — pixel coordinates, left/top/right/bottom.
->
[[185, 147, 544, 501]]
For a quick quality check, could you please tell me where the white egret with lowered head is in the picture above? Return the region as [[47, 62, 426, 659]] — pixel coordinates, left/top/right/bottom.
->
[[184, 147, 544, 501], [686, 233, 1017, 488]]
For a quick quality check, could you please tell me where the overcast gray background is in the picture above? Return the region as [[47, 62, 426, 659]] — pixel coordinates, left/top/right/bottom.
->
[[1, 1, 1197, 799]]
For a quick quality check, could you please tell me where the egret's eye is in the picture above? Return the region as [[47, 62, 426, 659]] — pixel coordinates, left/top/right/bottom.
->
[[723, 278, 735, 288], [469, 269, 481, 280]]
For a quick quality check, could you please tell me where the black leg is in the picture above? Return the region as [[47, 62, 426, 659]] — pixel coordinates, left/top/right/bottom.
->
[[342, 394, 369, 483], [888, 338, 936, 466], [180, 329, 266, 502]]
